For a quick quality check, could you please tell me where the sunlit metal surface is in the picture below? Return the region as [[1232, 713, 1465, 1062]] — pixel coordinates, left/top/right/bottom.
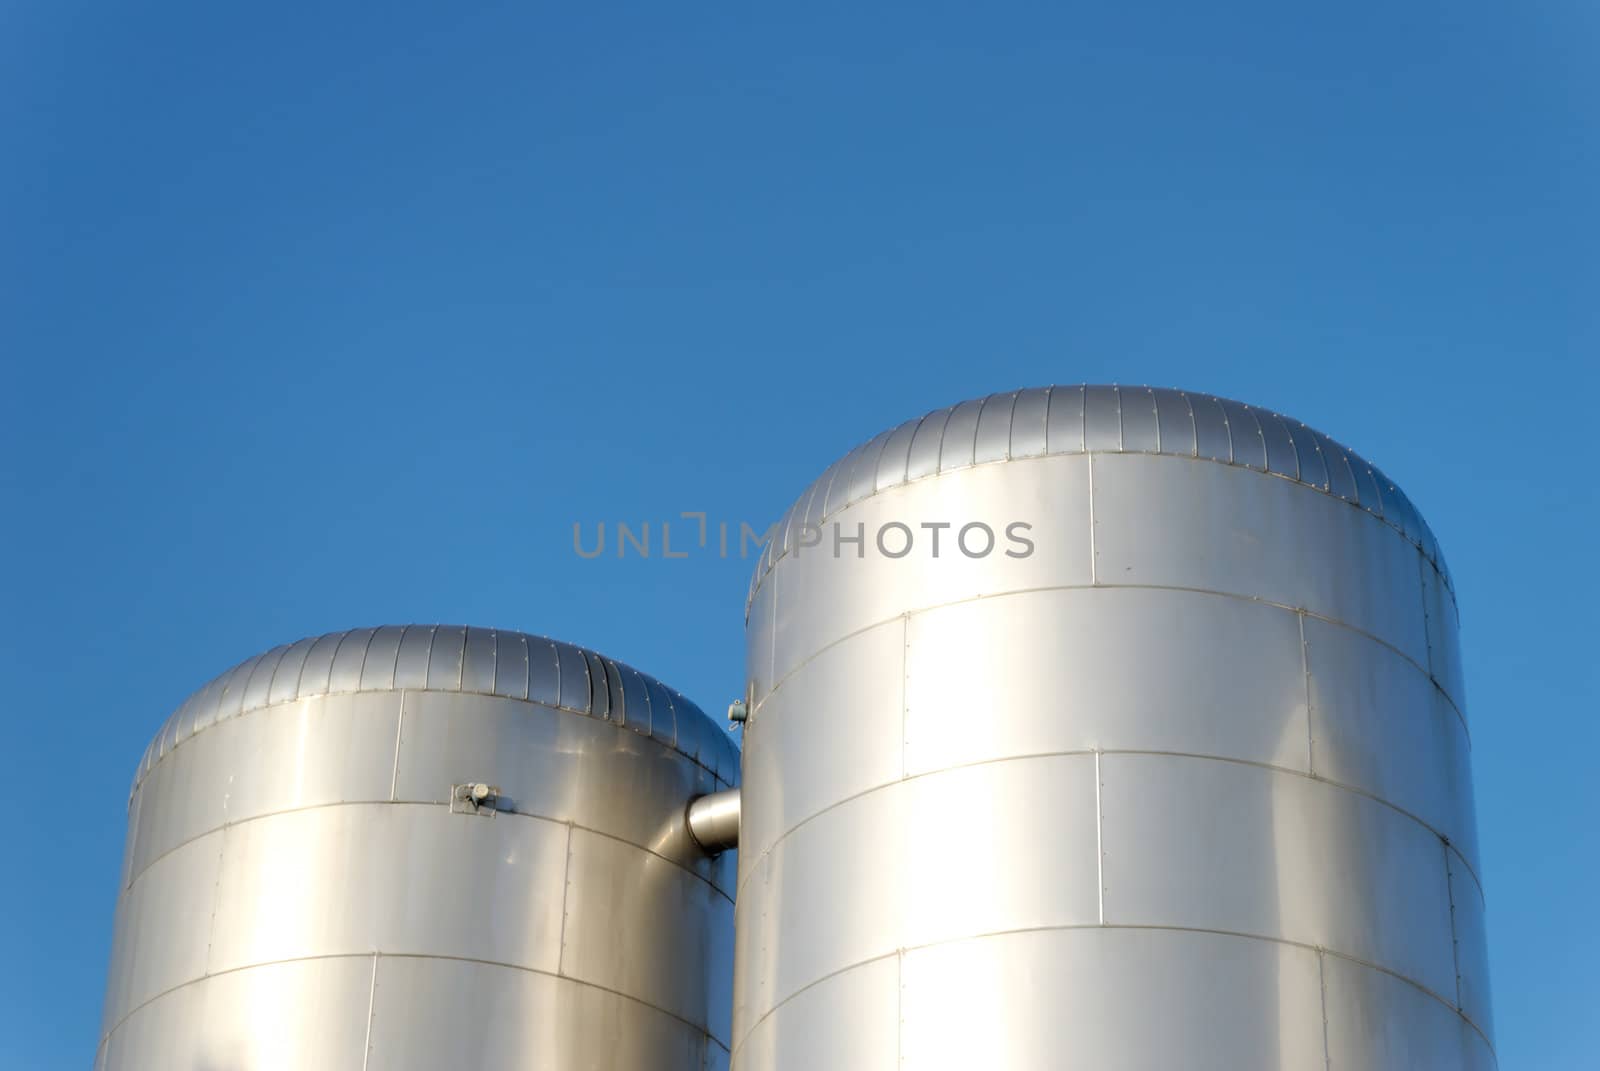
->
[[98, 626, 738, 1071], [736, 386, 1491, 1070], [687, 788, 742, 854]]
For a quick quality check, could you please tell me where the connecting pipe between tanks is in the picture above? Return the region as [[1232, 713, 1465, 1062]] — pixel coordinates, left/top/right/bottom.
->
[[686, 788, 740, 854]]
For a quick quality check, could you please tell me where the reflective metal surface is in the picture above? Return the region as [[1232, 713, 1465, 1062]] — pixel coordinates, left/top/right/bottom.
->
[[737, 386, 1491, 1069], [99, 626, 738, 1071], [687, 788, 742, 854], [748, 385, 1454, 604]]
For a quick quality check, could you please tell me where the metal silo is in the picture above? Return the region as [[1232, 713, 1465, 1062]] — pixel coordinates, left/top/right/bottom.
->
[[735, 386, 1491, 1070], [97, 625, 740, 1071]]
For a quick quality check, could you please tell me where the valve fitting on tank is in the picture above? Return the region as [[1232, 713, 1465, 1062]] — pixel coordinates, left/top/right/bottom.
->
[[450, 782, 500, 816]]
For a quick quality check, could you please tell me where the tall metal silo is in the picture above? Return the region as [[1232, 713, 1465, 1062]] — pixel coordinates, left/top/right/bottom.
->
[[97, 625, 740, 1071], [735, 386, 1491, 1070]]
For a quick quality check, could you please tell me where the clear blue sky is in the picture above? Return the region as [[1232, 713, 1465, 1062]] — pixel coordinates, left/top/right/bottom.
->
[[3, 3, 1594, 1066]]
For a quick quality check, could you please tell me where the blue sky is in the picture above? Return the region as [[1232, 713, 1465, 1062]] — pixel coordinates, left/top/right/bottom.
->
[[4, 3, 1595, 1066]]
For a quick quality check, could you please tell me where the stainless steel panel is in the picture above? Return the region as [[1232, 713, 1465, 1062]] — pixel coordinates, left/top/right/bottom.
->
[[1099, 753, 1458, 1000], [215, 652, 266, 723], [111, 829, 222, 1019], [1285, 421, 1329, 490], [326, 629, 375, 694], [904, 407, 951, 481], [1151, 387, 1195, 456], [1371, 464, 1422, 545], [426, 624, 466, 690], [183, 674, 225, 735], [562, 827, 735, 1041], [1422, 557, 1467, 713], [99, 862, 134, 1034], [646, 671, 682, 751], [740, 755, 1099, 1022], [390, 691, 718, 883], [1119, 385, 1160, 452], [1217, 397, 1266, 470], [1008, 387, 1050, 458], [130, 692, 402, 880], [1450, 849, 1494, 1039], [156, 707, 179, 760], [705, 713, 740, 786], [1091, 453, 1431, 665], [1082, 384, 1121, 451], [555, 641, 591, 712], [683, 692, 738, 787], [1257, 410, 1299, 479], [462, 626, 497, 692], [733, 956, 899, 1071], [1317, 432, 1360, 503], [358, 625, 404, 690], [1190, 393, 1231, 461], [972, 391, 1017, 464], [874, 415, 922, 490], [367, 957, 709, 1071], [1321, 953, 1495, 1071], [116, 789, 141, 889], [490, 629, 531, 700], [106, 956, 374, 1071], [296, 630, 344, 699], [752, 385, 1458, 602], [899, 928, 1326, 1071], [937, 397, 984, 472], [586, 652, 615, 720], [267, 634, 317, 706], [603, 659, 632, 729], [99, 973, 203, 1071], [207, 803, 570, 975], [1044, 384, 1084, 454], [1304, 615, 1479, 871], [1416, 500, 1441, 566], [527, 635, 563, 707], [393, 623, 435, 689], [1349, 458, 1384, 521], [904, 587, 1310, 776], [746, 577, 776, 711], [819, 446, 864, 518], [770, 454, 1092, 684], [845, 430, 894, 505], [741, 617, 905, 863], [241, 643, 290, 713], [774, 489, 806, 560], [617, 662, 653, 736]]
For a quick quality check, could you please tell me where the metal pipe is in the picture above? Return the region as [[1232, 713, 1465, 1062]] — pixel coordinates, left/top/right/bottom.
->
[[686, 788, 740, 854]]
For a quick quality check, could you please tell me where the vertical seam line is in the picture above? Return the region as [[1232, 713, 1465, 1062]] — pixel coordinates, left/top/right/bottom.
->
[[360, 951, 379, 1071], [201, 829, 226, 977], [556, 825, 575, 976], [1318, 950, 1331, 1069], [1445, 840, 1463, 1009], [896, 948, 906, 1068], [1299, 612, 1314, 774], [1087, 454, 1098, 585], [1095, 749, 1106, 925], [389, 692, 406, 801]]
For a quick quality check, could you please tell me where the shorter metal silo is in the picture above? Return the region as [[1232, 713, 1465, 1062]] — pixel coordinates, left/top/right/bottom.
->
[[97, 625, 740, 1071]]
